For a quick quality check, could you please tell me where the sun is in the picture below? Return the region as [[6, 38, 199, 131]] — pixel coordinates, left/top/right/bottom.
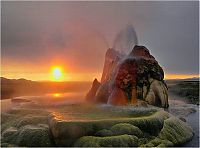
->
[[51, 67, 63, 81], [53, 93, 61, 97]]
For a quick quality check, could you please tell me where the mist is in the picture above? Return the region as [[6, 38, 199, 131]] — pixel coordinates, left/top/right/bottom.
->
[[113, 25, 138, 54]]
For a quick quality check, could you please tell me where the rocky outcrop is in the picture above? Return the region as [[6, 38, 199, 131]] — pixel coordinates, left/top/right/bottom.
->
[[85, 79, 101, 102], [129, 45, 155, 59], [101, 48, 121, 83], [145, 79, 168, 108], [86, 45, 169, 108], [107, 87, 128, 105], [95, 82, 110, 103]]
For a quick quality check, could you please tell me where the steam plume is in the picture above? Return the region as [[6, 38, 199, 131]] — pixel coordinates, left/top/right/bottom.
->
[[113, 25, 138, 54]]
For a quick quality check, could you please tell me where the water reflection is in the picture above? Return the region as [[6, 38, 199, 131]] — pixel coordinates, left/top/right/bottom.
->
[[1, 92, 86, 112], [46, 92, 85, 98]]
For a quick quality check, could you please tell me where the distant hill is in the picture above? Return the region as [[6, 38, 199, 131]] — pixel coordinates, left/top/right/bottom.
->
[[165, 77, 199, 82], [181, 77, 199, 81], [1, 77, 91, 100], [1, 77, 33, 83]]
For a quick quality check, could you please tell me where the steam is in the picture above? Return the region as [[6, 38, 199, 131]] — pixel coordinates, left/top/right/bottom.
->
[[113, 25, 138, 54], [96, 30, 109, 49]]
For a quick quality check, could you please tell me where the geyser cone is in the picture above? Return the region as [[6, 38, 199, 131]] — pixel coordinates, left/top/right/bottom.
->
[[86, 45, 169, 108]]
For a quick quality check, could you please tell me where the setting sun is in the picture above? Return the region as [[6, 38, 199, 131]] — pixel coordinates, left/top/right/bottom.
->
[[52, 67, 63, 81], [53, 93, 61, 97]]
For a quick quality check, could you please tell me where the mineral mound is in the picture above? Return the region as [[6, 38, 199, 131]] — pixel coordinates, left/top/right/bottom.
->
[[86, 45, 169, 108]]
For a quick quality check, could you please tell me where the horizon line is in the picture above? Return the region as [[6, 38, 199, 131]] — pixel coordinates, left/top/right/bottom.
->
[[1, 76, 199, 82]]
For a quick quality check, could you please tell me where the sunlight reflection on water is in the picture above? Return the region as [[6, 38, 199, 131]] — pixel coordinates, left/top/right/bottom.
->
[[45, 92, 84, 98], [0, 92, 86, 112]]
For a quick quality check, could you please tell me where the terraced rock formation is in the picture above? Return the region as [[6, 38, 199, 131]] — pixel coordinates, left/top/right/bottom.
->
[[48, 105, 194, 147], [1, 104, 194, 147], [86, 45, 169, 108]]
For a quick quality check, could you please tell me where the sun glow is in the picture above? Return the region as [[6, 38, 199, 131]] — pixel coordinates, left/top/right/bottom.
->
[[53, 93, 61, 97], [165, 74, 199, 80], [51, 67, 63, 81]]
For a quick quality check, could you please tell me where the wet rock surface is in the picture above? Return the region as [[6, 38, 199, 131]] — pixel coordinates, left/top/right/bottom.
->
[[86, 45, 169, 108], [0, 101, 195, 147], [47, 105, 193, 147], [85, 79, 101, 102]]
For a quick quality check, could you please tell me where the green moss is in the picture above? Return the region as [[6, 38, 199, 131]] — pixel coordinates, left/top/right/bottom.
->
[[95, 123, 143, 138], [1, 108, 49, 132], [1, 113, 18, 132], [73, 136, 100, 147], [158, 117, 194, 145], [1, 117, 18, 132], [95, 129, 113, 137], [160, 139, 173, 147], [157, 143, 166, 147], [1, 127, 19, 144], [111, 123, 143, 137], [1, 115, 48, 134], [150, 137, 163, 146], [140, 116, 193, 147], [74, 134, 139, 147], [138, 138, 149, 146], [1, 113, 16, 124], [16, 125, 54, 147], [95, 110, 168, 135], [14, 116, 48, 128], [141, 142, 154, 147], [8, 108, 49, 116], [141, 137, 172, 147], [2, 125, 55, 147], [138, 133, 156, 146], [1, 109, 54, 147]]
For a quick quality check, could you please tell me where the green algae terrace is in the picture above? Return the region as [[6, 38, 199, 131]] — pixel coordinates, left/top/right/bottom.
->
[[48, 104, 158, 121], [49, 105, 194, 147], [1, 103, 194, 147]]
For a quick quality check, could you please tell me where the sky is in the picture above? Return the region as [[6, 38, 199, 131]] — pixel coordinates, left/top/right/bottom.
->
[[1, 1, 199, 81]]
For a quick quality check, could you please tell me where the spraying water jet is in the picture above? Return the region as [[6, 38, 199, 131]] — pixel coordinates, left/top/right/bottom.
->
[[86, 25, 169, 108]]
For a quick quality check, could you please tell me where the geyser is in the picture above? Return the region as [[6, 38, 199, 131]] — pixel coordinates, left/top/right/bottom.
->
[[86, 26, 169, 108], [113, 25, 138, 54]]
